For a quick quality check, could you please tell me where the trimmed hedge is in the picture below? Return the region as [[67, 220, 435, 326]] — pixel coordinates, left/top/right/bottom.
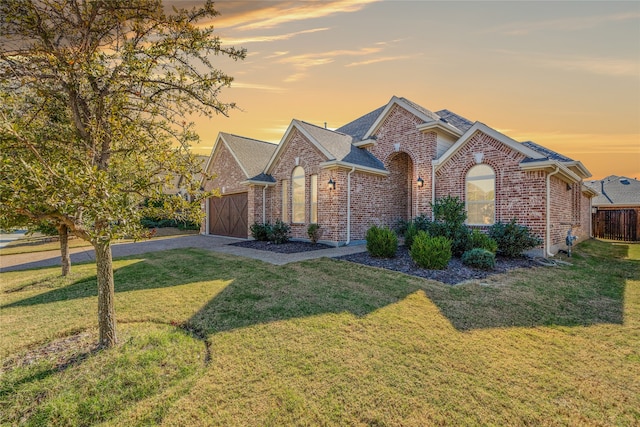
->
[[410, 231, 451, 270], [366, 225, 398, 258], [462, 248, 496, 270]]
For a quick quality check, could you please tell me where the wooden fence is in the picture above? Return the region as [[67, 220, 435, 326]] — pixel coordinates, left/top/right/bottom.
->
[[592, 209, 639, 242]]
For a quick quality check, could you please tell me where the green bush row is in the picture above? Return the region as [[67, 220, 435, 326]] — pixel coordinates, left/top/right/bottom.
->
[[250, 220, 291, 244]]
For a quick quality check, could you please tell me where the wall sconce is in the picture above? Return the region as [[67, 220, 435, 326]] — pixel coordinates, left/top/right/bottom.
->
[[327, 178, 336, 190], [416, 177, 424, 188], [566, 183, 573, 191]]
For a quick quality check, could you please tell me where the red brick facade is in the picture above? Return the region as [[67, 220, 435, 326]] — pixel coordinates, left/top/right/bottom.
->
[[203, 98, 593, 255]]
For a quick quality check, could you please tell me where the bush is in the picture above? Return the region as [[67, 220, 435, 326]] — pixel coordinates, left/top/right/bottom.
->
[[366, 225, 398, 258], [489, 219, 543, 258], [462, 248, 496, 270], [307, 223, 322, 244], [428, 196, 471, 257], [250, 222, 272, 241], [410, 231, 451, 270], [403, 222, 419, 249], [269, 220, 291, 244], [470, 229, 498, 254]]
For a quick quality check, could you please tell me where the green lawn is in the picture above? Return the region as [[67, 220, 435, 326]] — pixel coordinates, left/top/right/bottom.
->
[[1, 239, 638, 425]]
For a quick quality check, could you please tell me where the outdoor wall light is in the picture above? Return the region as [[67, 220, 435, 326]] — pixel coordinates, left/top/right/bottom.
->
[[417, 177, 424, 188], [327, 178, 336, 190]]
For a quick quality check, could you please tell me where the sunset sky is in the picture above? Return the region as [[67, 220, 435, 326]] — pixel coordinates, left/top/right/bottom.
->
[[183, 0, 639, 180]]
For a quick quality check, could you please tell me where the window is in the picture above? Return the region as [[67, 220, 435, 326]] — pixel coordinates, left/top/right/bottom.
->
[[281, 180, 289, 222], [292, 166, 305, 223], [310, 174, 318, 223], [466, 164, 495, 225]]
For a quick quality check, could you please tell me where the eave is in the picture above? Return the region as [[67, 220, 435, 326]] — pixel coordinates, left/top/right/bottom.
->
[[416, 121, 463, 139], [519, 160, 581, 184], [319, 160, 389, 176], [352, 138, 377, 148]]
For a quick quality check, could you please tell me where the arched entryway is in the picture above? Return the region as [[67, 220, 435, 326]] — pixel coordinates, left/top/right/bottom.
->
[[387, 152, 414, 222]]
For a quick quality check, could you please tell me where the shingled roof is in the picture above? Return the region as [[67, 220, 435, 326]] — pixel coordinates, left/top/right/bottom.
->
[[585, 175, 640, 206], [335, 105, 385, 142], [219, 133, 278, 179], [435, 109, 474, 133], [296, 121, 385, 171], [521, 141, 575, 163]]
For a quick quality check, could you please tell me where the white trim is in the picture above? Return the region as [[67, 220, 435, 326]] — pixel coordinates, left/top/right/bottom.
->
[[433, 123, 545, 171], [565, 160, 592, 179], [264, 120, 332, 174], [240, 179, 276, 186], [520, 160, 581, 184], [546, 166, 561, 257], [353, 139, 377, 148], [319, 160, 389, 176], [363, 96, 441, 140], [416, 121, 463, 139]]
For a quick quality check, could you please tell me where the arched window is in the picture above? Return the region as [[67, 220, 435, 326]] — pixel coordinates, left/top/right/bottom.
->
[[292, 166, 305, 223], [466, 164, 495, 225]]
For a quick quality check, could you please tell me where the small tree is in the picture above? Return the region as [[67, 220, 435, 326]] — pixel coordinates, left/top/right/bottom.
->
[[0, 0, 245, 348]]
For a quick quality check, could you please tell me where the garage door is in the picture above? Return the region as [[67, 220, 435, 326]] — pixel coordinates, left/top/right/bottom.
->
[[209, 193, 248, 238]]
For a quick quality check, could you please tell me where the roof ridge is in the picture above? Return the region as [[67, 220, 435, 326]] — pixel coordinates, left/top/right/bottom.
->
[[221, 132, 277, 146]]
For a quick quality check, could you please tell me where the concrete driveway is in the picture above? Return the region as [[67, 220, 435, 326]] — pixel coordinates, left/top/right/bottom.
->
[[0, 234, 366, 272]]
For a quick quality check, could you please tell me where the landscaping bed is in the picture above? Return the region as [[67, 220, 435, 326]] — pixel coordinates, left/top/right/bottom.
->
[[231, 240, 333, 253], [337, 246, 539, 285]]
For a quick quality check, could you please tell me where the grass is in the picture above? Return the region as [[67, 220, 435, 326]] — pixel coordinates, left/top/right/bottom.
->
[[0, 239, 638, 425]]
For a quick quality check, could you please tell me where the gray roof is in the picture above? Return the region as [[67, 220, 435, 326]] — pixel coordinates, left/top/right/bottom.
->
[[335, 105, 386, 142], [521, 141, 574, 163], [399, 97, 441, 122], [221, 132, 278, 179], [435, 109, 474, 133], [297, 121, 385, 171], [584, 175, 640, 206]]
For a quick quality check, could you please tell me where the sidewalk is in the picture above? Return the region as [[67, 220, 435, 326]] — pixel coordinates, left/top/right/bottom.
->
[[0, 234, 367, 272]]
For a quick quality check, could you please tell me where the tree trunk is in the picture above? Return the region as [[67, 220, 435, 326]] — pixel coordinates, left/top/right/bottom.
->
[[95, 240, 117, 348], [58, 224, 71, 276]]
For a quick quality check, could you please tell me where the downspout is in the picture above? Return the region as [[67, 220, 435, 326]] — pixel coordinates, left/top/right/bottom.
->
[[546, 166, 560, 257], [431, 165, 436, 220], [589, 191, 593, 238], [262, 185, 268, 223], [345, 166, 356, 245], [205, 199, 210, 235]]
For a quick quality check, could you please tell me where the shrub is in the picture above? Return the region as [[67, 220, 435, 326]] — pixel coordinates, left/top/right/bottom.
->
[[269, 220, 291, 244], [366, 225, 398, 258], [410, 231, 451, 270], [431, 195, 467, 228], [307, 223, 322, 244], [250, 222, 272, 241], [462, 248, 496, 270], [428, 196, 471, 257], [489, 219, 543, 258], [470, 229, 498, 254], [403, 222, 420, 249]]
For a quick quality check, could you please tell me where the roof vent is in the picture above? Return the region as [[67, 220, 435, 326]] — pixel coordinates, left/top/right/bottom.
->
[[620, 179, 630, 185]]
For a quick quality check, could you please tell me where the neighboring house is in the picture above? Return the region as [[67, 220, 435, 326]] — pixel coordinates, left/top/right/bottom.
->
[[202, 96, 595, 256], [585, 176, 640, 241], [162, 155, 209, 200]]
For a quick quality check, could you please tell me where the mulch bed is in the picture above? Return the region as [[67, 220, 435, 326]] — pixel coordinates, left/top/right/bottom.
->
[[230, 240, 333, 254], [336, 247, 539, 285], [231, 240, 538, 285]]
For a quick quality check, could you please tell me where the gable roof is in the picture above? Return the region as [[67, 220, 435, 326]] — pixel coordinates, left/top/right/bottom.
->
[[265, 119, 386, 175], [206, 132, 277, 180], [521, 141, 574, 163], [336, 105, 386, 142], [435, 109, 474, 133], [585, 175, 640, 206]]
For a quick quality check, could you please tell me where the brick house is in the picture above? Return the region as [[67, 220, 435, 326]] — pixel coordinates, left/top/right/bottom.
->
[[202, 96, 595, 256]]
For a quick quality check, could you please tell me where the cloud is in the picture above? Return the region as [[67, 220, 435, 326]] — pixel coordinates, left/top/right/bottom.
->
[[495, 50, 640, 78], [487, 11, 640, 35], [278, 47, 382, 81], [222, 28, 329, 45], [212, 0, 379, 31], [346, 54, 418, 67], [230, 82, 286, 93]]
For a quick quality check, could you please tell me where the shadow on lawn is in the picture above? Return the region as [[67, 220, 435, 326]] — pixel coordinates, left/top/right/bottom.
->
[[4, 241, 637, 332]]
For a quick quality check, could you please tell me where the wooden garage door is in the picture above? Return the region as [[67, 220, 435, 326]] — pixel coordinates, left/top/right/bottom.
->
[[209, 193, 248, 238]]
